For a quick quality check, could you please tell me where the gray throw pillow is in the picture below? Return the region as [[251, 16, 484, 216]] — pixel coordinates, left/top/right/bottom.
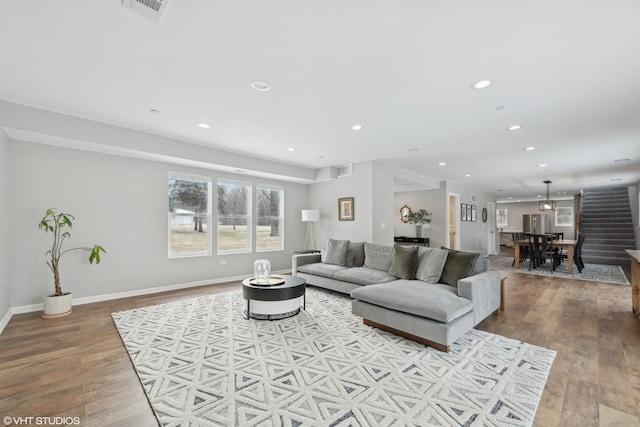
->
[[324, 239, 350, 266], [414, 247, 449, 284], [364, 243, 394, 271], [439, 247, 480, 288], [388, 245, 419, 280]]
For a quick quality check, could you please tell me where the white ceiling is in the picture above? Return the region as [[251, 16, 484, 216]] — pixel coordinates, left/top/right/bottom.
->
[[1, 0, 639, 202]]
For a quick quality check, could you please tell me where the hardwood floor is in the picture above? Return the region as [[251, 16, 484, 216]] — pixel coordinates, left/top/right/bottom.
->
[[1, 254, 639, 426]]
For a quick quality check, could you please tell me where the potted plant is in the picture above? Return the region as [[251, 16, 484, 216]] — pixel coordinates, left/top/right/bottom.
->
[[407, 209, 432, 238], [38, 208, 106, 318]]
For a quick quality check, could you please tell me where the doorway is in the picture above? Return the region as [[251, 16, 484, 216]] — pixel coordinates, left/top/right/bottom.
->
[[486, 202, 497, 255], [448, 193, 460, 249]]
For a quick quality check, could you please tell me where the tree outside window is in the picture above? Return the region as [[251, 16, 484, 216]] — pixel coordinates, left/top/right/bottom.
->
[[256, 184, 283, 251], [168, 173, 211, 257], [218, 179, 251, 253]]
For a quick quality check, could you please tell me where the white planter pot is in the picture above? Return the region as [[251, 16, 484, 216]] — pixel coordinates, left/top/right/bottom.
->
[[42, 292, 73, 318]]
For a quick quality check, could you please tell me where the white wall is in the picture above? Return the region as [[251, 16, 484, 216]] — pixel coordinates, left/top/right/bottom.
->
[[306, 161, 374, 247], [496, 199, 576, 245], [0, 128, 10, 324], [8, 140, 308, 307]]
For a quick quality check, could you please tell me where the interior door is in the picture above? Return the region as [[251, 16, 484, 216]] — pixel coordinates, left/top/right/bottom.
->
[[448, 193, 460, 249], [486, 202, 497, 254]]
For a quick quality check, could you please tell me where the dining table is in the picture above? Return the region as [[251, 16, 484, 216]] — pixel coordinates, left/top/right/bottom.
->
[[513, 238, 579, 274]]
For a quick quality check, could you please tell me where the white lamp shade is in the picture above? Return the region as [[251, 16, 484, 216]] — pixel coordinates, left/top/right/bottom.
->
[[301, 209, 320, 222]]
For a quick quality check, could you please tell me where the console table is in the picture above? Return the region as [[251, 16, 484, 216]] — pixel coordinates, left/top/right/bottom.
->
[[626, 250, 640, 319], [394, 236, 429, 247]]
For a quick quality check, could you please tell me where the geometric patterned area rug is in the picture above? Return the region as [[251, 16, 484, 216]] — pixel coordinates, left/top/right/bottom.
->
[[490, 257, 630, 285], [112, 287, 556, 426]]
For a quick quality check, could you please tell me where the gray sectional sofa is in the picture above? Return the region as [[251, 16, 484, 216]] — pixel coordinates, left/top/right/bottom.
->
[[292, 240, 501, 352]]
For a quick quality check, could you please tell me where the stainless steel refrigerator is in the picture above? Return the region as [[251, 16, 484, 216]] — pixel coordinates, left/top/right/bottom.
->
[[523, 214, 551, 234]]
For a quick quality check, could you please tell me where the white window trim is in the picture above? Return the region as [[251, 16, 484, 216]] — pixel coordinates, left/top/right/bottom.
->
[[168, 172, 212, 258], [217, 178, 252, 255], [256, 184, 284, 252]]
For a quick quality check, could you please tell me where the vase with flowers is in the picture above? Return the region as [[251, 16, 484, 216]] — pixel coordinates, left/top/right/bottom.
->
[[407, 209, 432, 238]]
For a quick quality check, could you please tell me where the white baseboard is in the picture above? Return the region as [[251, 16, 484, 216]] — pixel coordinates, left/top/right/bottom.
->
[[0, 269, 291, 334], [0, 308, 13, 335]]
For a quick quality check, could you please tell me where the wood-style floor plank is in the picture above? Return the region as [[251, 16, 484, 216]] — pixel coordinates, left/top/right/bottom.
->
[[1, 253, 639, 426]]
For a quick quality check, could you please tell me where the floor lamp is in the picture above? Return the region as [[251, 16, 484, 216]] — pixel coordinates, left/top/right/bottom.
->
[[301, 209, 320, 250]]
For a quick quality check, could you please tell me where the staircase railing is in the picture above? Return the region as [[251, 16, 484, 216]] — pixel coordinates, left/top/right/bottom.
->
[[574, 193, 583, 239]]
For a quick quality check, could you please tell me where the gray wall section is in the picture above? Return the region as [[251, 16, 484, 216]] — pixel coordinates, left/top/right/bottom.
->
[[0, 128, 10, 321], [496, 199, 576, 246], [8, 141, 308, 307]]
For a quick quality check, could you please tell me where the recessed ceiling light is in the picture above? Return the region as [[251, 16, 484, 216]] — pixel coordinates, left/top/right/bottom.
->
[[197, 123, 211, 129], [614, 158, 630, 163], [523, 146, 536, 151], [611, 178, 623, 181], [235, 169, 244, 173], [318, 155, 324, 159], [250, 80, 270, 91], [351, 124, 363, 131], [536, 195, 542, 198], [507, 124, 523, 131], [407, 148, 419, 152], [508, 197, 513, 199], [537, 163, 548, 168], [472, 80, 492, 89], [287, 147, 295, 152], [150, 109, 160, 113], [438, 162, 446, 166], [494, 105, 507, 111], [465, 174, 472, 177]]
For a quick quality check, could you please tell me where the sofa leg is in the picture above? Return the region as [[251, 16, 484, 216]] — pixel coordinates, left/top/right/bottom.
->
[[362, 319, 450, 352]]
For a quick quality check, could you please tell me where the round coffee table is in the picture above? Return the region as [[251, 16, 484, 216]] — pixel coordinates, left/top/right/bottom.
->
[[242, 275, 306, 320]]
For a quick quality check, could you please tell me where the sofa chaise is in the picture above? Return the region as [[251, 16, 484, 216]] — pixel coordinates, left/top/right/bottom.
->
[[292, 240, 501, 352]]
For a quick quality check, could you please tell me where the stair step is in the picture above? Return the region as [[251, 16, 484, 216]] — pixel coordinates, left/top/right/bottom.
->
[[582, 242, 637, 250], [580, 227, 635, 234], [581, 255, 631, 266]]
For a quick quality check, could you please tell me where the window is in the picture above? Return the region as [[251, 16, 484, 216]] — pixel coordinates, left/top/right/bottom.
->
[[218, 179, 251, 253], [256, 184, 284, 251], [168, 173, 211, 257], [496, 208, 508, 228]]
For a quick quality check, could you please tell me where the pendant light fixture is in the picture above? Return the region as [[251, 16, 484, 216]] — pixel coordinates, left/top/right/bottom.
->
[[539, 180, 556, 211]]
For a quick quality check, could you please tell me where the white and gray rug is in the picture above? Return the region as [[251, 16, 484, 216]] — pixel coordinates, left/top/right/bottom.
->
[[112, 288, 555, 426], [490, 257, 630, 285]]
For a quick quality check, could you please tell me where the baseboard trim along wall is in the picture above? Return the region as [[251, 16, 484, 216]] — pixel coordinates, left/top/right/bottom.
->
[[0, 269, 291, 334]]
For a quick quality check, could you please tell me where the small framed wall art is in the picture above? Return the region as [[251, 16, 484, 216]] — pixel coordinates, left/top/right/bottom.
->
[[461, 203, 467, 221], [338, 197, 354, 221]]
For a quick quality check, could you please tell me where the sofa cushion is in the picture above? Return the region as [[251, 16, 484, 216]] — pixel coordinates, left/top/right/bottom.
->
[[346, 241, 366, 267], [439, 248, 480, 287], [334, 267, 397, 286], [324, 239, 350, 266], [414, 247, 449, 284], [388, 245, 419, 280], [364, 243, 394, 271], [297, 262, 348, 279], [350, 280, 473, 323]]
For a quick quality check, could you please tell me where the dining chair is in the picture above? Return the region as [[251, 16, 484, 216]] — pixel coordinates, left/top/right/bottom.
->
[[512, 232, 529, 266], [528, 234, 561, 272]]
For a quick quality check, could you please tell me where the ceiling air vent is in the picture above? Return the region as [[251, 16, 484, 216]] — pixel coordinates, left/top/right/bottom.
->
[[336, 164, 353, 178], [122, 0, 170, 23]]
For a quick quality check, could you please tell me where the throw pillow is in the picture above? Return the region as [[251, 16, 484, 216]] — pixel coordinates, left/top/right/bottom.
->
[[363, 243, 394, 271], [324, 239, 350, 266], [414, 247, 449, 283], [388, 245, 419, 280], [439, 247, 480, 288]]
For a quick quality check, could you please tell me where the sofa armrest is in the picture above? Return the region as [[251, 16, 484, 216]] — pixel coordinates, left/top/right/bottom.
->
[[457, 270, 501, 325], [292, 253, 322, 276]]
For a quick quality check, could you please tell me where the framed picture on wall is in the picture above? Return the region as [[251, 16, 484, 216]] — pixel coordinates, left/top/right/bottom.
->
[[461, 204, 467, 221], [471, 205, 477, 222], [555, 206, 573, 226], [466, 204, 472, 222], [338, 197, 354, 221]]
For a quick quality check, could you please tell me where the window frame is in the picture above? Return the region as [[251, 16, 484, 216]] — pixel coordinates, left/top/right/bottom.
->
[[217, 178, 252, 254], [496, 208, 508, 228], [256, 183, 284, 252], [168, 172, 212, 258]]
